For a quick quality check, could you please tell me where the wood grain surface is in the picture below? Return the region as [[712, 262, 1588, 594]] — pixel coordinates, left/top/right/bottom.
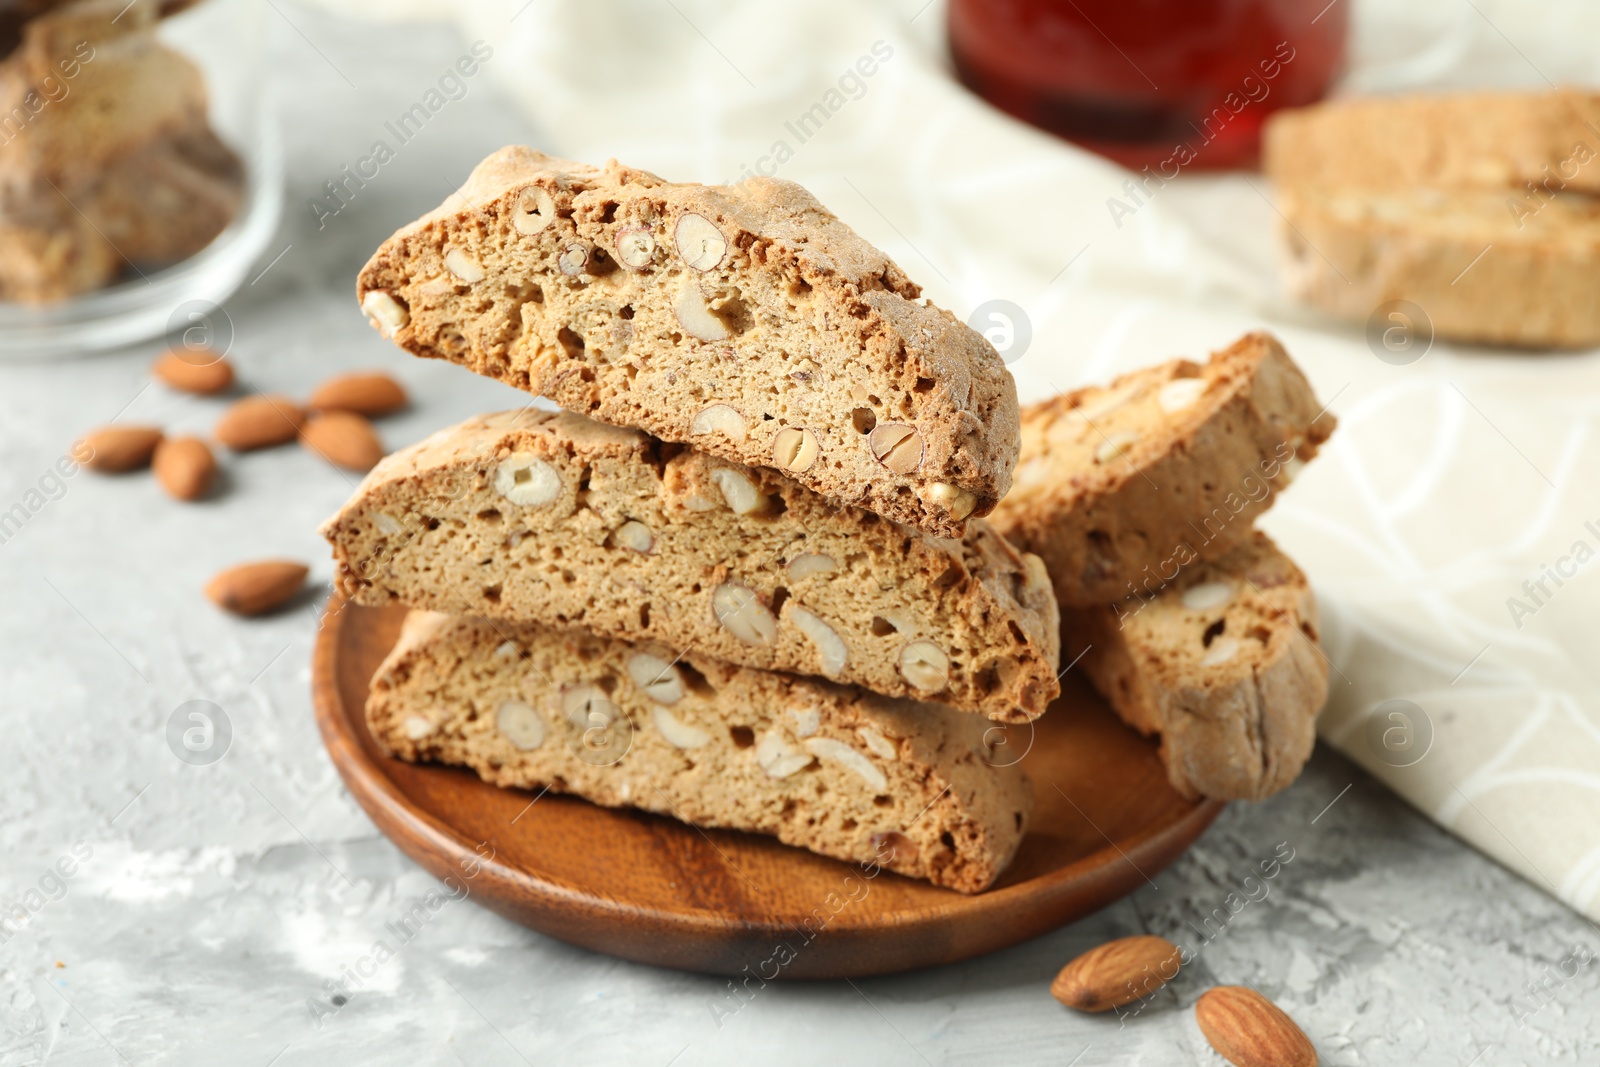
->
[[313, 597, 1225, 979]]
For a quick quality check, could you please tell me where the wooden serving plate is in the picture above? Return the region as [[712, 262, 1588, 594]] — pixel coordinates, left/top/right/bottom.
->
[[313, 598, 1224, 979]]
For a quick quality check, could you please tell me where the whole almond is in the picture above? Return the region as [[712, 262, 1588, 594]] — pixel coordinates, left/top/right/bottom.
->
[[215, 395, 304, 451], [301, 411, 384, 471], [308, 371, 408, 417], [152, 348, 234, 395], [77, 426, 164, 472], [152, 436, 217, 501], [204, 560, 308, 616], [1195, 986, 1317, 1067], [1051, 935, 1182, 1012]]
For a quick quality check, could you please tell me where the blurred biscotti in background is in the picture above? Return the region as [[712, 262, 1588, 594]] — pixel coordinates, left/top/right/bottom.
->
[[1264, 89, 1600, 348], [0, 0, 243, 303], [1265, 89, 1600, 193]]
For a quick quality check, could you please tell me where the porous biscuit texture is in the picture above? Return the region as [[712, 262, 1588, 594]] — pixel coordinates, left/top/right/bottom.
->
[[990, 333, 1335, 607], [323, 408, 1060, 721], [1264, 89, 1600, 194], [1275, 185, 1600, 348], [1064, 531, 1328, 801], [355, 146, 1019, 537], [369, 611, 1033, 893]]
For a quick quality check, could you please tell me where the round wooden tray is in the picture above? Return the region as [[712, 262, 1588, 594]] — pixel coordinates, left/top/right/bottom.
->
[[313, 598, 1224, 979]]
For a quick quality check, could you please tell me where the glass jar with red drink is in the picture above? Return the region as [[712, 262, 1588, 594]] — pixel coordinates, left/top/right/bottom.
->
[[949, 0, 1348, 170]]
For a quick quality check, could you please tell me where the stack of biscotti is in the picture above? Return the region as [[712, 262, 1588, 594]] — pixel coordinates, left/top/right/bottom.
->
[[991, 332, 1338, 802], [1263, 89, 1600, 348], [0, 0, 244, 302], [321, 148, 1058, 893]]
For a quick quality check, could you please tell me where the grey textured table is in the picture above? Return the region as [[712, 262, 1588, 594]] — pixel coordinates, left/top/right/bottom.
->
[[2, 9, 1596, 1065]]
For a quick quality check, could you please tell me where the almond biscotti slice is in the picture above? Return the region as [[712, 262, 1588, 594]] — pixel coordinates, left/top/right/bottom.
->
[[990, 333, 1335, 607], [1264, 89, 1600, 195], [1274, 184, 1600, 348], [355, 146, 1018, 537], [369, 611, 1033, 893], [1063, 531, 1328, 802], [322, 409, 1060, 722]]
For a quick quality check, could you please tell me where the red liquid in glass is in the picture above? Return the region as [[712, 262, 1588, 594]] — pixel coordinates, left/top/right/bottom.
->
[[949, 0, 1347, 169]]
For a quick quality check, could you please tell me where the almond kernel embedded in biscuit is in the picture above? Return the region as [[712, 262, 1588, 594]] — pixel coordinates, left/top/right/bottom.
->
[[857, 727, 897, 762], [1094, 431, 1139, 464], [711, 467, 766, 515], [772, 426, 820, 472], [557, 242, 590, 276], [673, 282, 730, 341], [1159, 376, 1206, 413], [689, 403, 747, 443], [755, 729, 814, 778], [614, 225, 655, 268], [804, 737, 888, 793], [790, 706, 820, 737], [496, 699, 546, 751], [627, 652, 684, 704], [1182, 581, 1233, 611], [1201, 635, 1240, 667], [712, 583, 777, 645], [921, 482, 976, 519], [786, 552, 836, 581], [1077, 382, 1144, 422], [561, 684, 617, 729], [652, 706, 710, 749], [614, 520, 653, 553], [899, 640, 950, 692], [361, 290, 408, 336], [495, 453, 561, 506], [791, 607, 848, 678], [513, 185, 556, 235], [444, 248, 485, 283], [674, 212, 726, 271], [869, 423, 923, 474]]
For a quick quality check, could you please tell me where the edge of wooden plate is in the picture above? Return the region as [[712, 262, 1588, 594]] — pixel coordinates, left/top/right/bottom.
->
[[313, 596, 1225, 979]]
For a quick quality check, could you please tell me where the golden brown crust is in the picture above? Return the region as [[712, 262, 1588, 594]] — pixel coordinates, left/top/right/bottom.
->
[[1064, 531, 1328, 801], [322, 408, 1060, 721], [991, 333, 1335, 606], [369, 611, 1033, 893], [355, 146, 1019, 538]]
